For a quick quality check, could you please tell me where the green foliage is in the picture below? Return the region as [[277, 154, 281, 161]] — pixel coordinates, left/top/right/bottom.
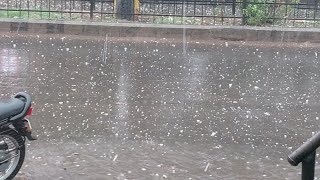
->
[[0, 10, 63, 19], [273, 0, 300, 26], [243, 0, 273, 26], [0, 10, 116, 21], [153, 16, 203, 25]]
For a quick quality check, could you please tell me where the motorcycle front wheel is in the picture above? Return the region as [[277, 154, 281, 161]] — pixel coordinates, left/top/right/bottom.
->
[[0, 128, 25, 180]]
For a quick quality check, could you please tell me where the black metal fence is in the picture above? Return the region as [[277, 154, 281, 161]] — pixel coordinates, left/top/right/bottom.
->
[[0, 0, 320, 27]]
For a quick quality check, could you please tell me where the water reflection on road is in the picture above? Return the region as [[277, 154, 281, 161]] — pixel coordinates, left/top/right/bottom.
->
[[0, 34, 318, 179]]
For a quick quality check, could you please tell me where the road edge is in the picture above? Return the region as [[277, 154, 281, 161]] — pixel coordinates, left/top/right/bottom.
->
[[0, 18, 320, 43]]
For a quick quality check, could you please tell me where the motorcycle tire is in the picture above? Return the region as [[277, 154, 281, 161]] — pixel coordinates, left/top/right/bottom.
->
[[0, 128, 25, 180]]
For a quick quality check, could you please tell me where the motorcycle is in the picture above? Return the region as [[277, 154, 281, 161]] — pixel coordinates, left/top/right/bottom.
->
[[0, 92, 36, 180]]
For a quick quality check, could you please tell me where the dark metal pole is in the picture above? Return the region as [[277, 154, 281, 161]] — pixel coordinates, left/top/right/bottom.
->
[[288, 131, 320, 166], [115, 0, 134, 20], [242, 0, 247, 25], [90, 0, 95, 20], [232, 0, 236, 15], [302, 151, 316, 180]]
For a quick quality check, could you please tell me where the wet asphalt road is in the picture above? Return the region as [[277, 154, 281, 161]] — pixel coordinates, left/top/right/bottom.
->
[[0, 34, 319, 179]]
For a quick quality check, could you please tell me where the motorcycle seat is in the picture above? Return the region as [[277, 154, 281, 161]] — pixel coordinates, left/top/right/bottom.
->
[[0, 98, 24, 120]]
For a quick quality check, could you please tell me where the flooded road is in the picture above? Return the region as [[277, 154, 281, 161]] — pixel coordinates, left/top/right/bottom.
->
[[0, 34, 319, 179]]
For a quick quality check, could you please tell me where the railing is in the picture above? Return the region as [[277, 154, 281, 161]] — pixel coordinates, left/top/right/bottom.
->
[[0, 0, 320, 27], [288, 131, 320, 180]]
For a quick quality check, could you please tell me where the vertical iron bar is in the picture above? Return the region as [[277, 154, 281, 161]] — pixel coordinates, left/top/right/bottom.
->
[[149, 0, 152, 21], [154, 0, 156, 23], [161, 0, 164, 23], [171, 1, 175, 24], [186, 0, 188, 24], [7, 0, 9, 18], [68, 0, 70, 20], [293, 0, 296, 26], [313, 0, 316, 27], [90, 0, 94, 20], [221, 1, 224, 25], [242, 0, 247, 25], [202, 1, 204, 23], [273, 0, 276, 26], [40, 0, 42, 18], [173, 0, 176, 24], [81, 0, 83, 20], [305, 3, 308, 27], [28, 0, 29, 18], [232, 0, 236, 15], [214, 0, 216, 24], [178, 1, 180, 24], [69, 0, 72, 20], [193, 0, 196, 24], [301, 151, 316, 180], [101, 0, 103, 21], [112, 0, 114, 17], [19, 0, 22, 18], [60, 0, 62, 19], [182, 0, 185, 24], [285, 1, 288, 26], [49, 0, 50, 19]]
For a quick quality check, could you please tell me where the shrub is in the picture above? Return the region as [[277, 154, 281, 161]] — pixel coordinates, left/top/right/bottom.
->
[[243, 0, 274, 26]]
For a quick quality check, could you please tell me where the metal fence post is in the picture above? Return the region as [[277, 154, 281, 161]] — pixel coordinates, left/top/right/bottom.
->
[[114, 0, 135, 20], [90, 0, 95, 20], [134, 0, 140, 20], [302, 151, 316, 180], [232, 0, 236, 15], [242, 0, 248, 25]]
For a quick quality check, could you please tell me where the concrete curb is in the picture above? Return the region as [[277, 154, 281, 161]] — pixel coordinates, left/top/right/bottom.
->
[[0, 18, 320, 43]]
